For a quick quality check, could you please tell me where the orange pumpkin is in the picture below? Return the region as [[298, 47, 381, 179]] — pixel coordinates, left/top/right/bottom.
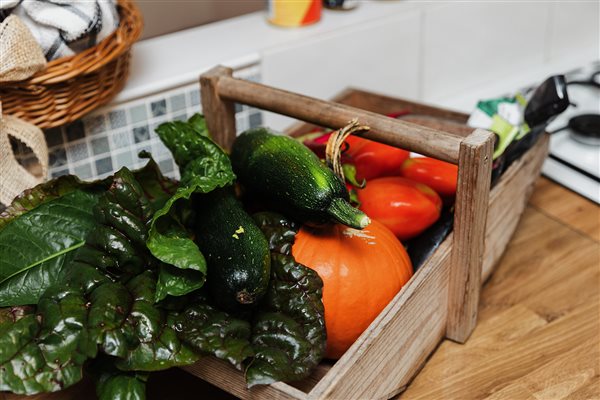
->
[[291, 219, 413, 359]]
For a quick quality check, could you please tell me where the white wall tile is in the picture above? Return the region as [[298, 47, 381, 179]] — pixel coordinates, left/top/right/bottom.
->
[[547, 1, 600, 63], [261, 9, 422, 131], [422, 2, 551, 102]]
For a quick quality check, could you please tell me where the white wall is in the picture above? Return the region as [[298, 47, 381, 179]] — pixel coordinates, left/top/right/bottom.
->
[[261, 1, 599, 129], [137, 1, 263, 39]]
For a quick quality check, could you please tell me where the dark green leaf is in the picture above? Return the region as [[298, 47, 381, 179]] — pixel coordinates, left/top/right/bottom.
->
[[114, 272, 199, 371], [187, 113, 210, 138], [134, 154, 178, 213], [0, 189, 101, 306], [0, 284, 98, 395], [262, 254, 326, 355], [75, 167, 155, 283], [97, 373, 147, 400], [0, 174, 109, 229], [0, 164, 157, 307], [155, 263, 204, 302], [252, 212, 299, 255], [93, 358, 148, 400], [246, 212, 326, 387], [245, 312, 312, 387], [175, 303, 254, 370], [246, 253, 326, 387]]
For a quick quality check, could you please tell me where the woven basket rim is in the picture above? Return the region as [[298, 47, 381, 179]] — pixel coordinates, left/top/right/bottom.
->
[[23, 0, 143, 85]]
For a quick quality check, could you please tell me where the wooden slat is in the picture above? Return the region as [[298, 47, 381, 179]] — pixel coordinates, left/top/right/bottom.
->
[[482, 134, 550, 281], [212, 75, 463, 163], [307, 238, 453, 400], [285, 88, 471, 139], [333, 88, 469, 124], [181, 358, 306, 400], [200, 66, 237, 150], [446, 129, 494, 342]]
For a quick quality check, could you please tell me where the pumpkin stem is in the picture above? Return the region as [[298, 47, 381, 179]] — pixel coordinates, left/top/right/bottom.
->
[[327, 198, 371, 229]]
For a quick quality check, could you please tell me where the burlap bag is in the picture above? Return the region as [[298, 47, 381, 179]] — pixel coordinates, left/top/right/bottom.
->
[[0, 15, 48, 205], [0, 15, 46, 82], [0, 113, 49, 205]]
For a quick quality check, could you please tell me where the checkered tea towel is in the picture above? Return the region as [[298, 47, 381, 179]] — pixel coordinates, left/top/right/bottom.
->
[[0, 0, 119, 61]]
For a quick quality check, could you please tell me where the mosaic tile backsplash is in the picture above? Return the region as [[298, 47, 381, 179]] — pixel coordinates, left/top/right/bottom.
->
[[14, 66, 262, 182]]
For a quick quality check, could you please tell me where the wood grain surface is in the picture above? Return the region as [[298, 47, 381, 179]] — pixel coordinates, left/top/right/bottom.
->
[[214, 76, 464, 163], [398, 178, 600, 400], [3, 178, 598, 399], [446, 129, 494, 343]]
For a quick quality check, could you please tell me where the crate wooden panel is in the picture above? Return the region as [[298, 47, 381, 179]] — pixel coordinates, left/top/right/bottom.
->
[[181, 67, 549, 400]]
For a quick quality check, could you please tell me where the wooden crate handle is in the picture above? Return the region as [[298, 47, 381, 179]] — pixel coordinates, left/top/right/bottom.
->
[[200, 65, 494, 343], [447, 129, 493, 342], [201, 66, 464, 163]]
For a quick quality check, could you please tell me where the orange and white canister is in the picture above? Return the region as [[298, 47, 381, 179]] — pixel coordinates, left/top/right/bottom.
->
[[267, 0, 321, 27]]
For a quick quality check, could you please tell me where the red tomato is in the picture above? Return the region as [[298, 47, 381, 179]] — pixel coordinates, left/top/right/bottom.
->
[[346, 137, 410, 181], [400, 157, 458, 198], [357, 177, 442, 240]]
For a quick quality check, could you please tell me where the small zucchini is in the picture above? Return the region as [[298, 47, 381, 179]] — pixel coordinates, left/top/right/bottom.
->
[[231, 128, 370, 229], [194, 188, 271, 313]]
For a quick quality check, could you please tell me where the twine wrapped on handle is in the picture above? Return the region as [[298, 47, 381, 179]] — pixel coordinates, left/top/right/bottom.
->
[[0, 15, 49, 205]]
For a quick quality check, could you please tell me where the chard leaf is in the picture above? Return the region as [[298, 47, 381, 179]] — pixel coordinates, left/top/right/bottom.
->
[[0, 265, 197, 395], [187, 113, 210, 138], [246, 253, 326, 387], [114, 272, 199, 371], [245, 312, 313, 387], [246, 212, 326, 387], [0, 174, 109, 229], [91, 357, 148, 400], [175, 303, 254, 370], [0, 284, 98, 395], [96, 372, 147, 400], [134, 154, 178, 212], [0, 166, 156, 307], [0, 189, 101, 306], [155, 263, 204, 302], [148, 115, 235, 300], [0, 158, 169, 307]]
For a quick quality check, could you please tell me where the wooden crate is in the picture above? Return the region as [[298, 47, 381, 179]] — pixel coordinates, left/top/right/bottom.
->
[[181, 66, 550, 400]]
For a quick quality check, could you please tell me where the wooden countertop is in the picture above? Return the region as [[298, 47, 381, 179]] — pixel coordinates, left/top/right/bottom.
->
[[398, 177, 600, 400], [3, 177, 599, 400]]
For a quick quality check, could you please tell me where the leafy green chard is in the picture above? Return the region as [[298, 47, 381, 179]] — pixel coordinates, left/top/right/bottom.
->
[[90, 356, 148, 400], [96, 372, 148, 400], [0, 164, 198, 395], [0, 271, 101, 394], [0, 159, 174, 306], [0, 176, 109, 306], [246, 212, 326, 387], [173, 301, 254, 369], [0, 114, 328, 396], [148, 114, 236, 302]]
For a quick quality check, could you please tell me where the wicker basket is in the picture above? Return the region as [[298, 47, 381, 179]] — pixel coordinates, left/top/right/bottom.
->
[[0, 0, 143, 129]]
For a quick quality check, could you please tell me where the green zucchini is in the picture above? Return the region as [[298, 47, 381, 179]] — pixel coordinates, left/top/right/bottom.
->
[[194, 188, 271, 313], [231, 128, 370, 229]]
